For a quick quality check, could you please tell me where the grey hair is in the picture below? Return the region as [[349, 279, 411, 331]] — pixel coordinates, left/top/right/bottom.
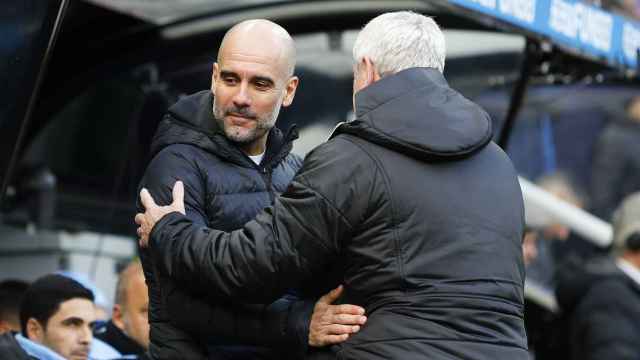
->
[[352, 11, 446, 76]]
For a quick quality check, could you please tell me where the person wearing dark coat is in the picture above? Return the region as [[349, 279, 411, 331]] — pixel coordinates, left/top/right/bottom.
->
[[0, 279, 29, 334], [557, 192, 640, 360], [95, 321, 148, 359], [590, 96, 640, 220], [0, 331, 31, 360], [137, 12, 528, 359], [137, 20, 365, 360], [94, 260, 149, 359]]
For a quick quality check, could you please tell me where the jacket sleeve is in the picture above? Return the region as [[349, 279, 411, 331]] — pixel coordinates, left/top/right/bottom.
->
[[144, 145, 316, 353], [166, 290, 314, 355], [138, 145, 210, 359], [139, 145, 209, 225], [148, 138, 371, 304], [149, 176, 345, 303]]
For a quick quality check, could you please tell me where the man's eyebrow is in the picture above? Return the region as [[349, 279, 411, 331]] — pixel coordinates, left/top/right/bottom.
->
[[219, 70, 240, 78], [61, 317, 85, 325]]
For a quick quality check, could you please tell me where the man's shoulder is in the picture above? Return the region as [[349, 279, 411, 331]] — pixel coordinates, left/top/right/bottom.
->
[[307, 134, 371, 160], [0, 333, 31, 360], [153, 143, 210, 161], [580, 272, 639, 309], [145, 142, 226, 179], [143, 144, 204, 185], [298, 135, 377, 186], [600, 121, 640, 144], [282, 151, 303, 170]]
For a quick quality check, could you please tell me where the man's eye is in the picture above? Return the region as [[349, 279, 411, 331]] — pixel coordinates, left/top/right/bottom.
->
[[254, 81, 273, 91], [223, 77, 237, 84]]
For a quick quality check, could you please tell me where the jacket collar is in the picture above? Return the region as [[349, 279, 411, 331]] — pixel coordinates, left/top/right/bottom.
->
[[617, 258, 640, 290], [336, 67, 492, 161], [151, 90, 298, 169], [96, 320, 145, 356], [14, 333, 66, 360], [354, 67, 449, 119]]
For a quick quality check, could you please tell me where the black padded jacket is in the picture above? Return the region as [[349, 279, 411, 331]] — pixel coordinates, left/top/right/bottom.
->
[[149, 69, 528, 359]]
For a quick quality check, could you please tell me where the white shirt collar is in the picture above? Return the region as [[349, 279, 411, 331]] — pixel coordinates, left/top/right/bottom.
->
[[616, 258, 640, 287], [248, 152, 265, 165]]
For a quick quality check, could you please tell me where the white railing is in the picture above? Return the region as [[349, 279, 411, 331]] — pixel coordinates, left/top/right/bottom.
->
[[519, 176, 612, 247]]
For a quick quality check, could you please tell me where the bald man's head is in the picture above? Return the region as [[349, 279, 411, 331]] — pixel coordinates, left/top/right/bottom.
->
[[210, 19, 299, 155], [218, 19, 296, 77], [113, 260, 149, 349]]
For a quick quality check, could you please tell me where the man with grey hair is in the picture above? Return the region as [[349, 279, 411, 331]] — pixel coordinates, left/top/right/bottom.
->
[[351, 11, 445, 75], [137, 11, 528, 359], [559, 192, 640, 359]]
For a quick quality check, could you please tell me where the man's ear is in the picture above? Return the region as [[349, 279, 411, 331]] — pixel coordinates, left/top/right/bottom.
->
[[362, 57, 381, 86], [211, 63, 219, 93], [282, 76, 299, 107], [112, 304, 125, 331], [26, 318, 44, 342], [0, 320, 11, 334]]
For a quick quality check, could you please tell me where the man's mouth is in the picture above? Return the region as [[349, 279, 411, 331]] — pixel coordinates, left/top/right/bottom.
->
[[70, 349, 90, 360], [227, 113, 255, 125], [227, 111, 255, 118]]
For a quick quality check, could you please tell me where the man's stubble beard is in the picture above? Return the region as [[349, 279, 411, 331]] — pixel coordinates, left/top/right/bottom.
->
[[213, 96, 282, 145]]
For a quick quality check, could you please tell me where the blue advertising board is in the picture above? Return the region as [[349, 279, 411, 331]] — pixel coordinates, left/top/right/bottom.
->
[[446, 0, 640, 70]]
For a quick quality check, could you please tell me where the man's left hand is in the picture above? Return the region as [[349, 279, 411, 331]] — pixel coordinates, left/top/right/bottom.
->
[[135, 181, 186, 248], [308, 285, 367, 347]]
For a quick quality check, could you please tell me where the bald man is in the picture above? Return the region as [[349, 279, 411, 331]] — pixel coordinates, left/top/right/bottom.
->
[[96, 260, 149, 358], [137, 20, 365, 360]]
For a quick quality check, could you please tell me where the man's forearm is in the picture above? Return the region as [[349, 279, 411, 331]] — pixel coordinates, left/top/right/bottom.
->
[[148, 210, 301, 304], [141, 178, 340, 307], [165, 289, 309, 349]]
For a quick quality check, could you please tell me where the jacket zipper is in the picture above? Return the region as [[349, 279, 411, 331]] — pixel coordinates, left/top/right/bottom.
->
[[259, 127, 297, 203], [261, 167, 275, 203], [249, 126, 297, 204]]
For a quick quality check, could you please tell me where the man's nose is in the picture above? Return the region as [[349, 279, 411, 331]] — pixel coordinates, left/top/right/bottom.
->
[[79, 325, 92, 345], [232, 83, 251, 108]]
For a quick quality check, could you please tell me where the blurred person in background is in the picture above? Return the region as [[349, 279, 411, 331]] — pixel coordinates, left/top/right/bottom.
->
[[557, 192, 640, 359], [0, 274, 96, 360], [57, 271, 111, 322], [0, 279, 29, 334], [522, 228, 539, 267], [522, 173, 594, 358], [601, 0, 640, 19], [95, 259, 149, 359], [591, 95, 640, 221], [524, 172, 589, 290]]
